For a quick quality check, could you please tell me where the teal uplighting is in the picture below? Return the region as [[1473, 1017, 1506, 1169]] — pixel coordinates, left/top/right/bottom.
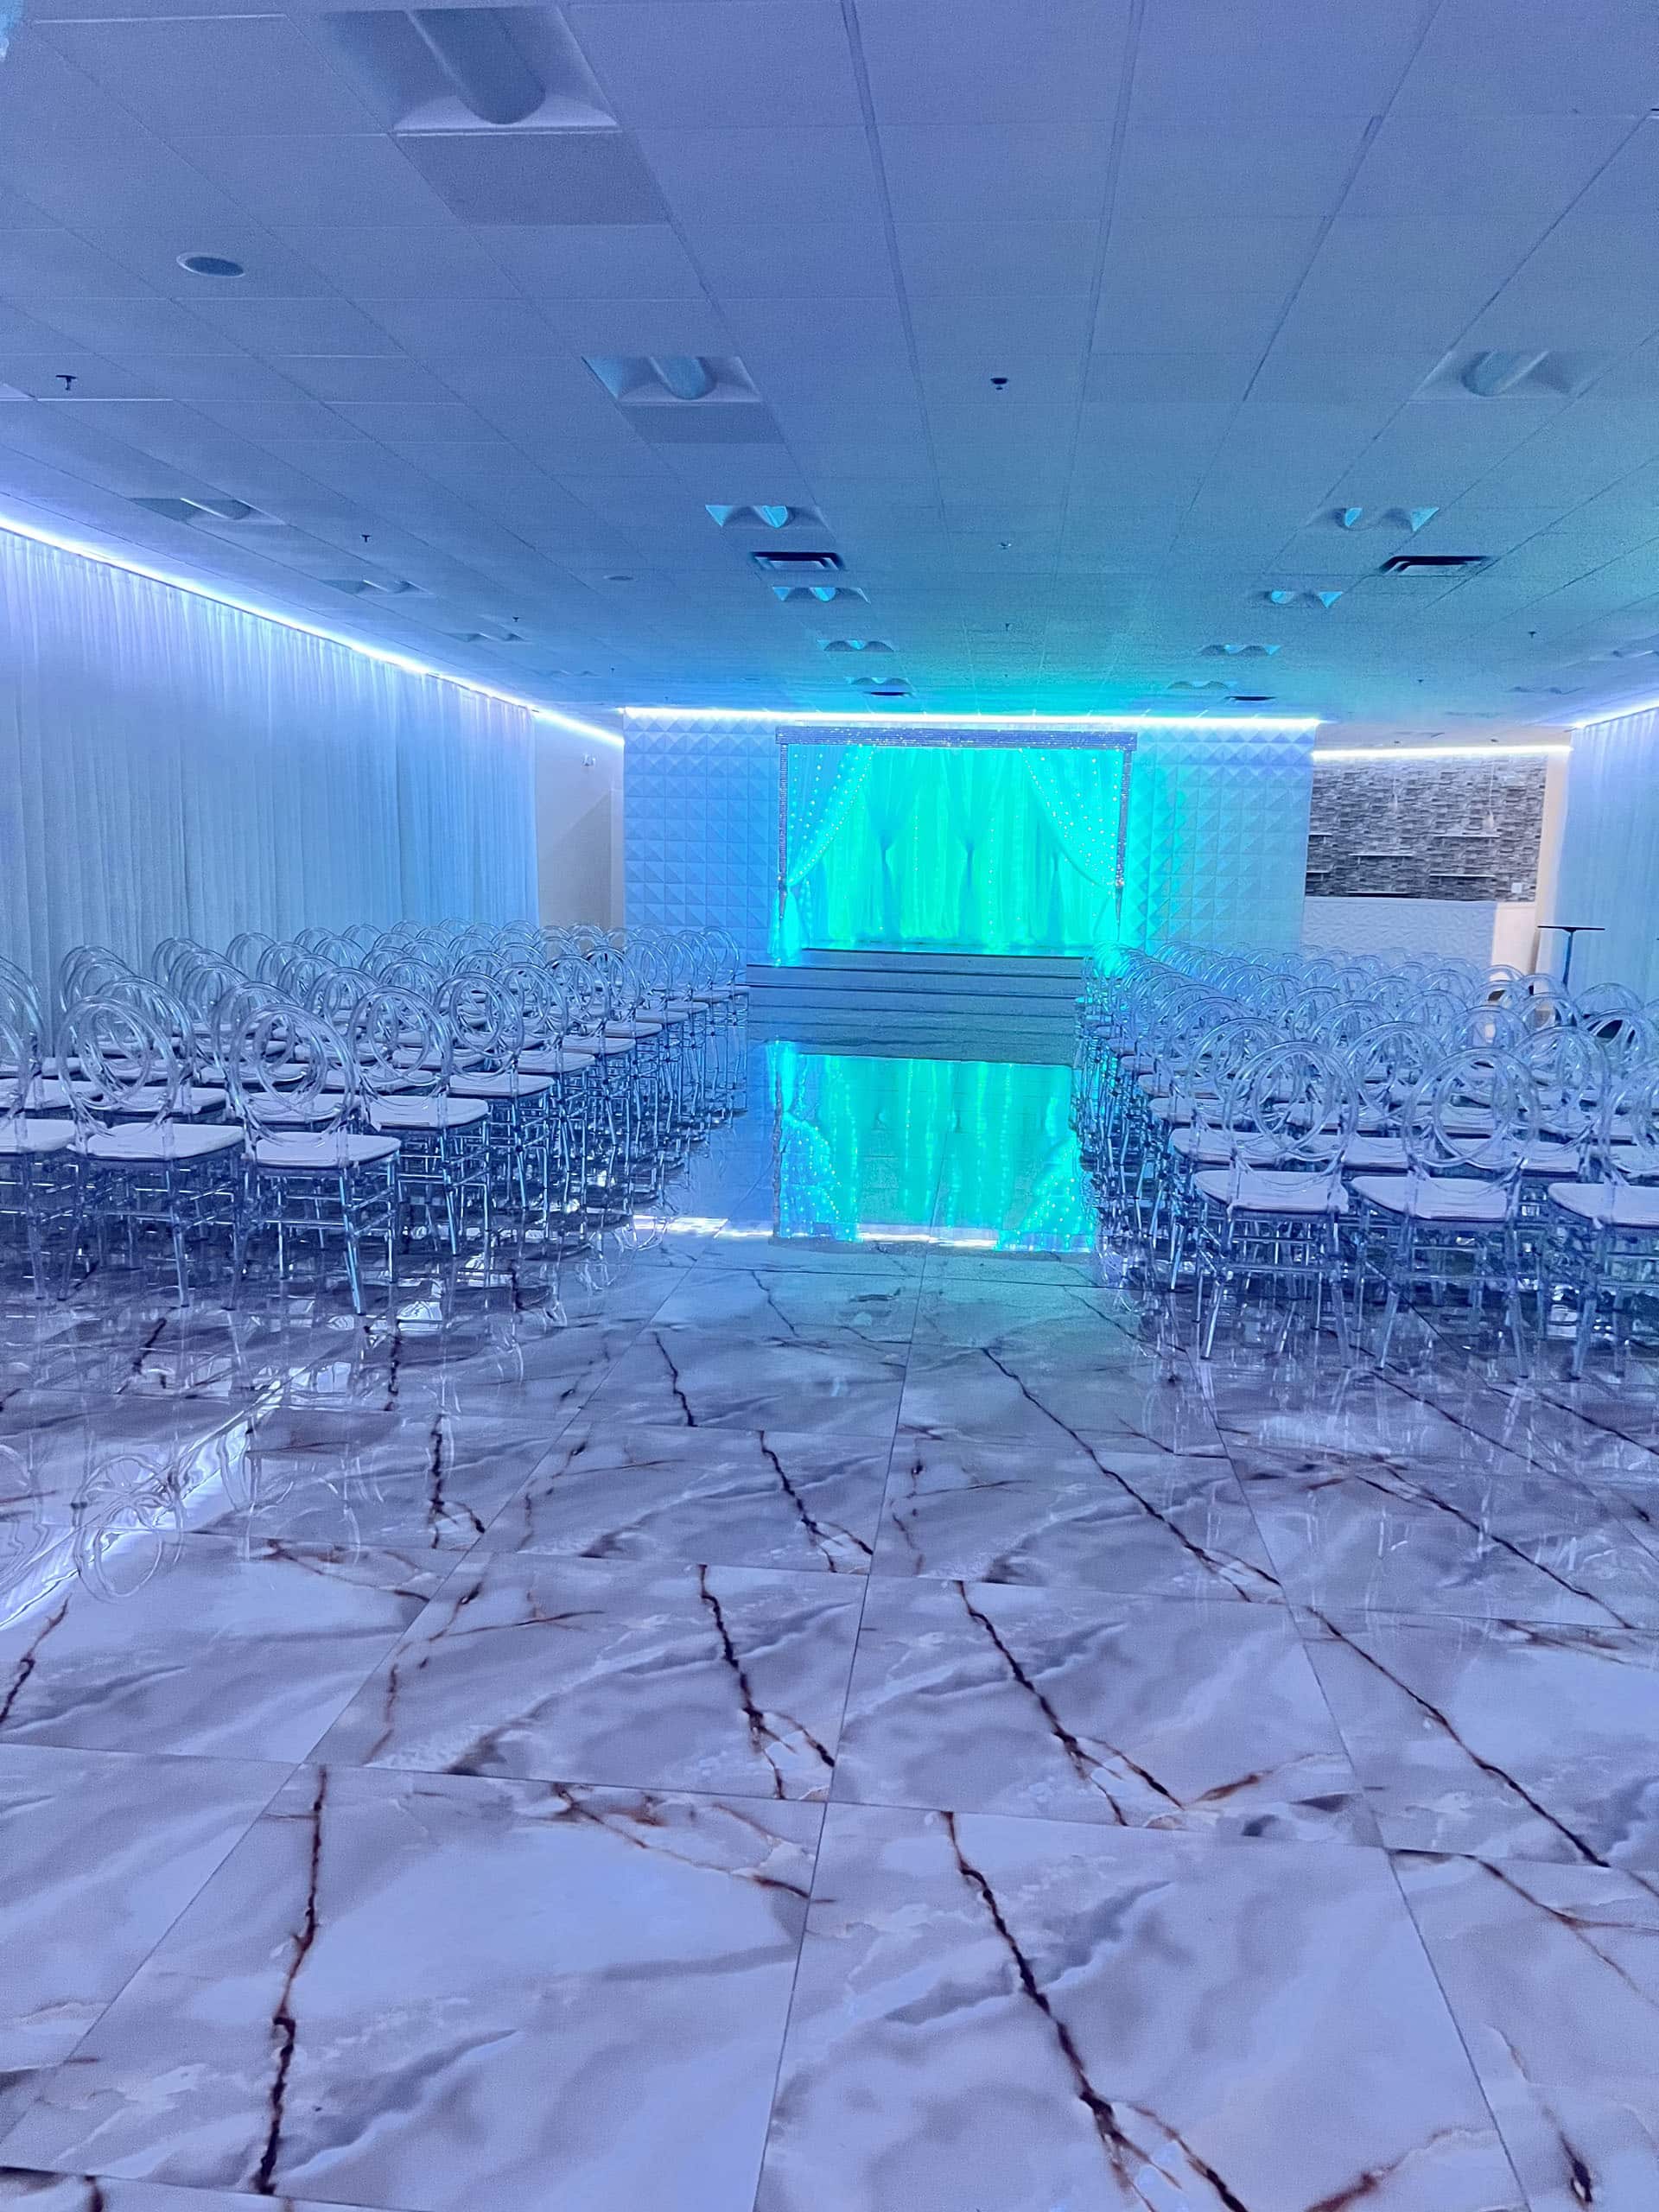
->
[[774, 1045, 1092, 1252], [780, 743, 1126, 958]]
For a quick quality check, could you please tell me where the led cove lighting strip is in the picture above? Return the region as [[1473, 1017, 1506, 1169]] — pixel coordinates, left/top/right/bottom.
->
[[0, 511, 624, 747], [624, 705, 1322, 733], [1312, 743, 1570, 761], [1570, 696, 1659, 729]]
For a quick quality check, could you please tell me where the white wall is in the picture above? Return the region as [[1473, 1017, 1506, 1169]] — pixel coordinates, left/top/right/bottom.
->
[[534, 716, 624, 929], [1302, 895, 1535, 965], [0, 528, 546, 1000]]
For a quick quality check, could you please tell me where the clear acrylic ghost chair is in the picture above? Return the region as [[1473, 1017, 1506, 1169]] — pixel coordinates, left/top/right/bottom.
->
[[225, 1006, 399, 1314], [350, 987, 491, 1259], [1351, 1046, 1535, 1367], [60, 996, 244, 1303], [1546, 1066, 1659, 1377], [0, 1013, 80, 1297], [438, 974, 555, 1233], [1191, 1042, 1358, 1358]]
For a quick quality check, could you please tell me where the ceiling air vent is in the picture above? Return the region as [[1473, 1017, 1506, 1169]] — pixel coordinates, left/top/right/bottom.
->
[[1376, 553, 1491, 578], [751, 550, 842, 576], [324, 8, 616, 134], [586, 355, 757, 406], [773, 583, 867, 607], [326, 576, 423, 596], [131, 495, 262, 524], [1265, 588, 1342, 609], [821, 638, 893, 654], [1333, 505, 1439, 533], [706, 504, 821, 531], [1421, 348, 1607, 400], [1201, 642, 1280, 658], [850, 676, 912, 696]]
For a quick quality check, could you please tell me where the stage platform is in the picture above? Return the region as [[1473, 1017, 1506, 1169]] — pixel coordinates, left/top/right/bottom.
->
[[746, 949, 1084, 1061]]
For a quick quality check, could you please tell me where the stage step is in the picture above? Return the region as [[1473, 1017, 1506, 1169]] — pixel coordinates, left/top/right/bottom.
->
[[747, 949, 1084, 1020]]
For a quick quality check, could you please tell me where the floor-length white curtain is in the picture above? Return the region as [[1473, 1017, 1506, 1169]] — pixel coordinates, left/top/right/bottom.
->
[[1554, 707, 1659, 997], [0, 531, 537, 999], [777, 742, 873, 957]]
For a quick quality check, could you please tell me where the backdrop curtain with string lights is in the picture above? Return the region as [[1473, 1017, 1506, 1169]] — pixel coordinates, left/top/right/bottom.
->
[[0, 530, 538, 1001], [781, 742, 1127, 957]]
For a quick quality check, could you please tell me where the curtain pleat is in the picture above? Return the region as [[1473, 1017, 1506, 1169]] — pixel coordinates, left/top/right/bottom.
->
[[0, 533, 537, 1000], [1554, 708, 1659, 996]]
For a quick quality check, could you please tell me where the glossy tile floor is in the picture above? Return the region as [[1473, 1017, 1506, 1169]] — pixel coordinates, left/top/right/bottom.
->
[[3, 1039, 1659, 2211]]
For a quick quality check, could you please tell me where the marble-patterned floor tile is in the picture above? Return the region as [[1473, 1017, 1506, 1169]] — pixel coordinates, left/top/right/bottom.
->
[[0, 2175, 357, 2210], [920, 1250, 1096, 1285], [0, 1539, 443, 1761], [483, 1423, 886, 1574], [875, 1439, 1281, 1599], [0, 1746, 288, 2139], [184, 1405, 561, 1554], [1303, 1610, 1659, 1867], [581, 1326, 907, 1439], [1398, 1851, 1659, 2212], [697, 1232, 930, 1276], [316, 1555, 861, 1801], [899, 1338, 1225, 1458], [836, 1580, 1373, 1841], [0, 1766, 821, 2212], [1237, 1446, 1659, 1627], [910, 1277, 1141, 1347], [645, 1267, 918, 1346], [754, 1805, 1521, 2212], [1202, 1355, 1498, 1465], [0, 1399, 249, 1526]]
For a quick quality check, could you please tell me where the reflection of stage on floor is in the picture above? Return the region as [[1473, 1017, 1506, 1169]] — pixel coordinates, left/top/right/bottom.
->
[[747, 948, 1084, 1062]]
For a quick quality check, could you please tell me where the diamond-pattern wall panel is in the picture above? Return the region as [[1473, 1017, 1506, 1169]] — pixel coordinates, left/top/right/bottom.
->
[[624, 713, 777, 958], [625, 716, 1314, 961], [1122, 732, 1314, 953]]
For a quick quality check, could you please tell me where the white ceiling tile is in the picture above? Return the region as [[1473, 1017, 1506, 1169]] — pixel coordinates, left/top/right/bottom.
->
[[477, 223, 703, 299], [74, 226, 341, 302], [630, 128, 884, 226], [1083, 354, 1259, 404], [0, 227, 156, 301], [540, 300, 734, 354], [0, 355, 161, 401], [690, 222, 894, 301], [1345, 114, 1634, 219], [168, 134, 454, 233], [1395, 0, 1658, 115], [879, 126, 1110, 222], [183, 296, 404, 358], [331, 400, 494, 440], [896, 220, 1100, 299], [281, 224, 521, 299], [361, 296, 568, 360], [1276, 219, 1545, 351], [23, 296, 235, 356], [1114, 122, 1371, 220], [37, 16, 380, 136], [568, 4, 863, 128], [1462, 217, 1659, 348], [858, 0, 1131, 124], [278, 354, 458, 402], [1132, 0, 1434, 119], [119, 356, 315, 404]]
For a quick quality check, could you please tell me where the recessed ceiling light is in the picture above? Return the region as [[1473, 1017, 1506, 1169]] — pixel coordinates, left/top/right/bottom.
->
[[177, 253, 245, 278]]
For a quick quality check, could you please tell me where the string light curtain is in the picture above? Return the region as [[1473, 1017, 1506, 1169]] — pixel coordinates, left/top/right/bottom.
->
[[0, 530, 537, 999], [774, 741, 874, 959], [784, 743, 1126, 956]]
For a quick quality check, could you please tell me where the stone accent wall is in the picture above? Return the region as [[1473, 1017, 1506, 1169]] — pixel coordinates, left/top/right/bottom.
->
[[1306, 756, 1546, 902]]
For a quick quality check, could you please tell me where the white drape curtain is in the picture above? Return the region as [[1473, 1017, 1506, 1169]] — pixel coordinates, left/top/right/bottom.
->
[[777, 742, 874, 957], [0, 531, 537, 999], [1020, 749, 1124, 888], [1554, 706, 1659, 997]]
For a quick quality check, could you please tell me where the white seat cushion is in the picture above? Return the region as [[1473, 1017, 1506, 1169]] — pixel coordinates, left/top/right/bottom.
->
[[1351, 1173, 1510, 1224], [1522, 1143, 1582, 1176], [1147, 1096, 1195, 1126], [79, 1123, 244, 1164], [1170, 1126, 1233, 1164], [0, 1116, 76, 1156], [111, 1084, 227, 1119], [450, 1071, 555, 1100], [1548, 1180, 1659, 1230], [251, 1132, 400, 1170], [518, 1050, 596, 1077], [601, 1020, 662, 1039], [1343, 1135, 1407, 1172], [1194, 1166, 1348, 1215], [366, 1095, 489, 1132]]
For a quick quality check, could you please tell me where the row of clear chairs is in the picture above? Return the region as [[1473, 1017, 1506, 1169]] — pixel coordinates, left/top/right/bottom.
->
[[1076, 943, 1659, 1375], [0, 921, 747, 1308]]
